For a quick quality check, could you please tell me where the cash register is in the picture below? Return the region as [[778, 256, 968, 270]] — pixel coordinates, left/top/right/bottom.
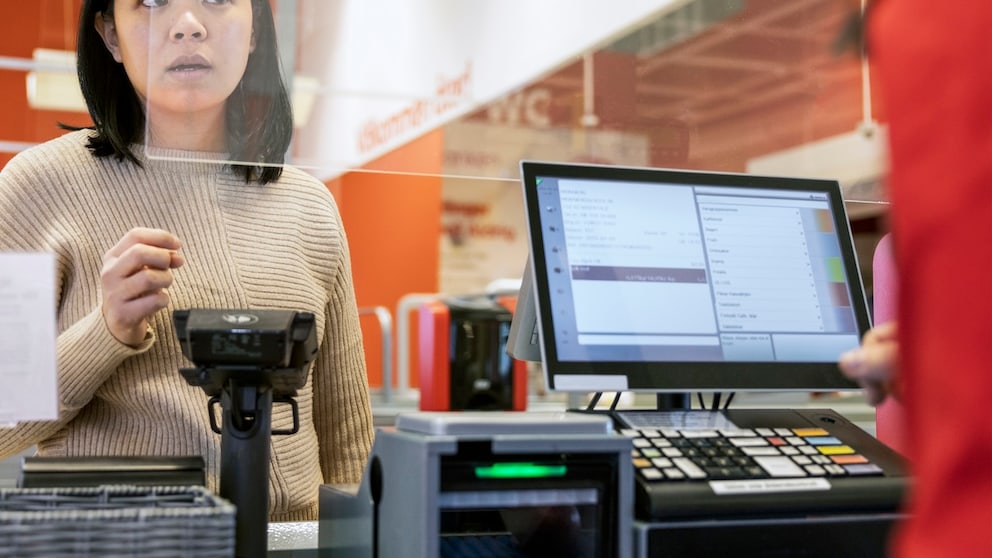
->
[[507, 161, 908, 557]]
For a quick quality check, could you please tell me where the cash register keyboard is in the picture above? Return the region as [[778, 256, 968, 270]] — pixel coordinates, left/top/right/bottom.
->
[[612, 408, 906, 521], [620, 423, 885, 483]]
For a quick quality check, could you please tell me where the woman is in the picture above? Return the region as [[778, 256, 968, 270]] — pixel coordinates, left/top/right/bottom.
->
[[0, 0, 374, 522]]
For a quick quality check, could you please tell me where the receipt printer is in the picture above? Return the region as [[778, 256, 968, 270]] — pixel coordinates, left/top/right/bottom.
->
[[319, 412, 632, 558]]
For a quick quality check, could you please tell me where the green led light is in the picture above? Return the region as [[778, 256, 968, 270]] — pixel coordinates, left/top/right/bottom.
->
[[474, 463, 567, 479]]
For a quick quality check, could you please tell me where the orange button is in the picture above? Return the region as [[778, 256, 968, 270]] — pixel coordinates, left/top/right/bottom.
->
[[831, 454, 869, 465], [633, 458, 652, 468], [793, 428, 830, 437]]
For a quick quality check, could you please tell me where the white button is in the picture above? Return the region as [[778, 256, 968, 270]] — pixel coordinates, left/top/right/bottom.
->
[[730, 437, 770, 447], [663, 468, 685, 480], [753, 456, 807, 477], [742, 446, 781, 456], [673, 458, 707, 479], [651, 457, 674, 469], [641, 468, 663, 480]]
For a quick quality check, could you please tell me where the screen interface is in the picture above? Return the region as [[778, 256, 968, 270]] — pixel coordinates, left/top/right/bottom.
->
[[531, 171, 864, 368]]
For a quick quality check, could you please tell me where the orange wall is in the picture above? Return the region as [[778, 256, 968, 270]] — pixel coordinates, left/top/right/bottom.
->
[[0, 1, 91, 168], [329, 129, 445, 389]]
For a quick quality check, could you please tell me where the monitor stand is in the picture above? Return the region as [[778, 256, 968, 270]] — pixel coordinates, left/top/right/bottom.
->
[[568, 392, 691, 415], [655, 393, 690, 411]]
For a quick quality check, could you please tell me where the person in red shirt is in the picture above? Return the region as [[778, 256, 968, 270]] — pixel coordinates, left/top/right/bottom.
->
[[839, 1, 992, 556]]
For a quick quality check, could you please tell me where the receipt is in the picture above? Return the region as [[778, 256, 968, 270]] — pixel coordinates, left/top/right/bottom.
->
[[0, 253, 57, 425]]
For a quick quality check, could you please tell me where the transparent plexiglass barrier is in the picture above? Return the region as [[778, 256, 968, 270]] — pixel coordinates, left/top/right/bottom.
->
[[139, 0, 887, 394], [142, 0, 886, 201]]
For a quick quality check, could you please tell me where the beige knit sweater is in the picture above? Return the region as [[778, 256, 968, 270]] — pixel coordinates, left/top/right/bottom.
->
[[0, 130, 374, 522]]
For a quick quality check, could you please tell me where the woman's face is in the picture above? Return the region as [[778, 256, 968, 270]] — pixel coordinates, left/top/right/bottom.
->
[[96, 0, 255, 122]]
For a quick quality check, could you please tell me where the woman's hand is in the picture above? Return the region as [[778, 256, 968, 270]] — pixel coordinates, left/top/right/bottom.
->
[[839, 321, 900, 405], [100, 227, 184, 347]]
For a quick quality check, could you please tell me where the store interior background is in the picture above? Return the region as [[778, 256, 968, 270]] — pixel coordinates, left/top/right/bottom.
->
[[0, 0, 889, 480]]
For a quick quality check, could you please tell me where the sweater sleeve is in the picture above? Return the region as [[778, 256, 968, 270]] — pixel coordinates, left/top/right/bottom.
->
[[312, 213, 374, 485], [0, 146, 154, 458]]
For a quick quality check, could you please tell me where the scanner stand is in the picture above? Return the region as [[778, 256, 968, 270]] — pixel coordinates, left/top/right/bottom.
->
[[175, 309, 317, 558]]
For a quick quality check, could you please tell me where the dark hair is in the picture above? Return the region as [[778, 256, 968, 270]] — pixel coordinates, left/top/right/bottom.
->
[[74, 0, 293, 184]]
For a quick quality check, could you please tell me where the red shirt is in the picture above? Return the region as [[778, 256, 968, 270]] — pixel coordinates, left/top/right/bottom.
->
[[869, 1, 992, 556]]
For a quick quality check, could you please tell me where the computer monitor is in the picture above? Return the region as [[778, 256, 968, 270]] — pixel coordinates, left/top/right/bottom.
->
[[515, 160, 869, 393]]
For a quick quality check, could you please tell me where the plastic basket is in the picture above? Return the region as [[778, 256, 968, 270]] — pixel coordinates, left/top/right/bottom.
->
[[0, 485, 235, 558]]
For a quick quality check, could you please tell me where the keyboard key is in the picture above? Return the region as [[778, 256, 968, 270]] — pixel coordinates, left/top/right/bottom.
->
[[673, 458, 707, 479], [753, 456, 806, 477], [844, 464, 884, 476], [779, 446, 800, 456], [824, 464, 847, 476], [805, 436, 843, 446], [662, 447, 683, 458], [831, 454, 869, 465], [804, 464, 827, 476], [732, 457, 755, 467], [720, 429, 757, 437], [742, 446, 782, 456], [640, 468, 663, 480], [663, 468, 685, 480], [793, 428, 830, 437], [743, 466, 766, 477], [651, 457, 674, 469], [705, 466, 747, 480], [633, 458, 652, 468], [730, 437, 770, 447], [818, 445, 856, 456], [701, 447, 721, 458]]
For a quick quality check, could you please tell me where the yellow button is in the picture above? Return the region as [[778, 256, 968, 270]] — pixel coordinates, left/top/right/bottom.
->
[[633, 458, 652, 468], [819, 445, 855, 455]]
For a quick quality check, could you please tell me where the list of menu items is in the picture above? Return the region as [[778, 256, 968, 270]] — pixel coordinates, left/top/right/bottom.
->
[[0, 253, 58, 425], [700, 203, 824, 332]]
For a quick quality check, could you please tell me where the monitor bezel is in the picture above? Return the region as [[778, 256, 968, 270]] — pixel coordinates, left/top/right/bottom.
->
[[520, 160, 869, 393]]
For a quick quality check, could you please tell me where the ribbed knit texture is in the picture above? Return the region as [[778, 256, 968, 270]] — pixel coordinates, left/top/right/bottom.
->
[[0, 130, 374, 522]]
